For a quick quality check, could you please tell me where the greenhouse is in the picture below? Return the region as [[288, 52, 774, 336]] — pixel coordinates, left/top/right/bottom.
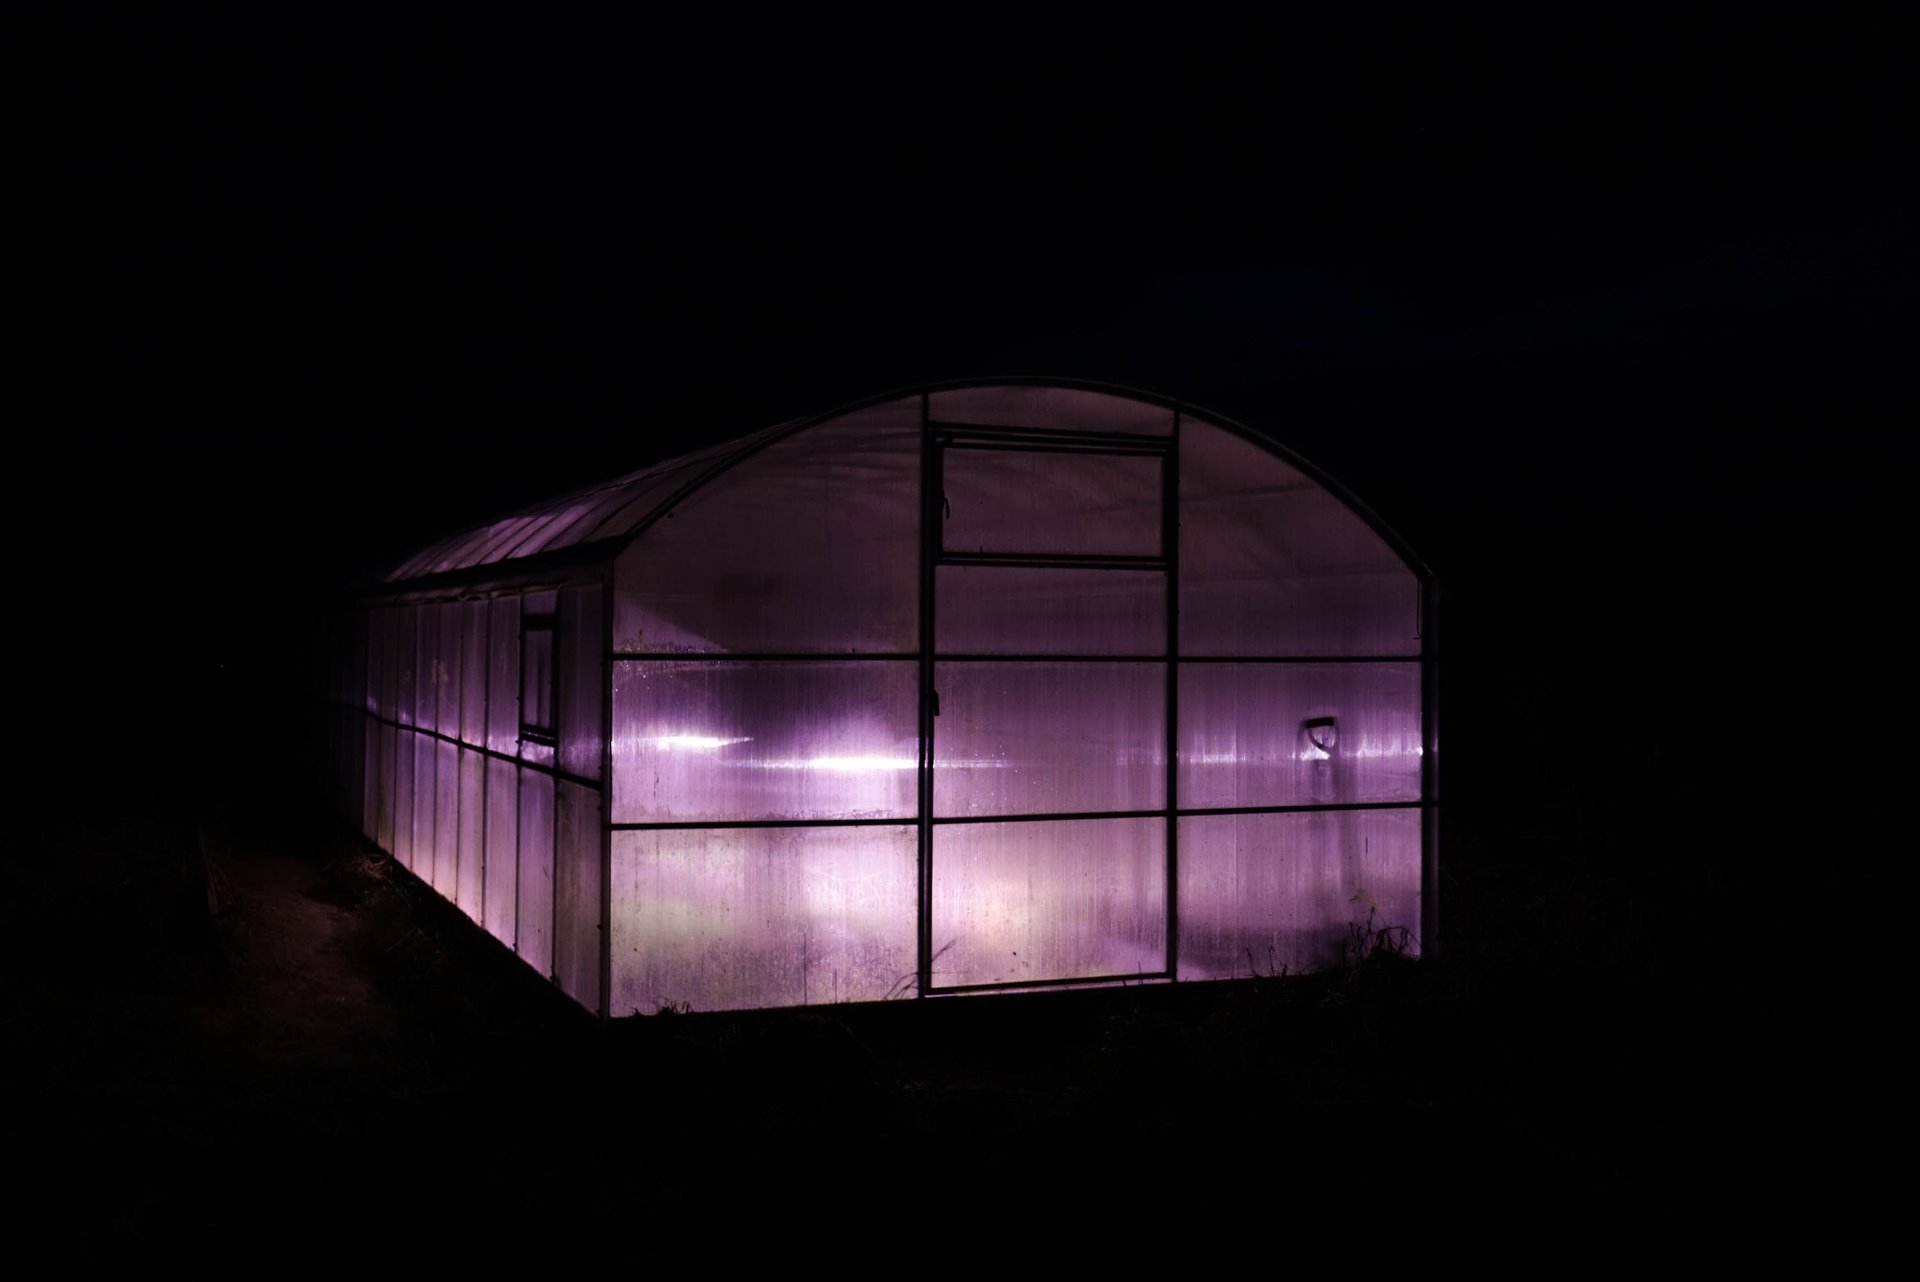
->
[[322, 381, 1439, 1017]]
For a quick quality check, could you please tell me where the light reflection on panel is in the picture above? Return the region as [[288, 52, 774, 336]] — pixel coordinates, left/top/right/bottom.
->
[[459, 599, 488, 747], [433, 739, 460, 899], [559, 585, 603, 781], [486, 596, 520, 755], [936, 565, 1165, 656], [944, 449, 1162, 557], [613, 405, 919, 654], [1179, 663, 1422, 808], [610, 826, 917, 1015], [456, 748, 485, 922], [935, 663, 1165, 817], [517, 768, 555, 977], [611, 661, 918, 823], [931, 817, 1165, 987], [928, 386, 1175, 435], [1180, 420, 1418, 656], [1177, 809, 1422, 980], [554, 781, 602, 1012], [483, 756, 519, 949]]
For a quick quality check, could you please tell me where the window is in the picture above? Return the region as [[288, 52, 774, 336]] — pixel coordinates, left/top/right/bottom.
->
[[520, 602, 557, 759]]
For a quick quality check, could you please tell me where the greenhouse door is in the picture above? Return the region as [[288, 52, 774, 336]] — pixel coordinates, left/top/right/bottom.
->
[[920, 412, 1176, 993]]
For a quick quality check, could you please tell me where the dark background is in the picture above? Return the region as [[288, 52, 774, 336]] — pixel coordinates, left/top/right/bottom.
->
[[16, 7, 1906, 1140]]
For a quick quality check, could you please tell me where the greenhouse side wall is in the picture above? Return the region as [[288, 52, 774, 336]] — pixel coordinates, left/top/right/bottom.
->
[[331, 577, 609, 1016]]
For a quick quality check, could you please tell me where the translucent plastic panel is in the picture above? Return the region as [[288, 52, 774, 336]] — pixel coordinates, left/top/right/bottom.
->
[[378, 724, 399, 854], [943, 448, 1162, 556], [936, 565, 1165, 655], [486, 596, 521, 754], [610, 825, 916, 1015], [558, 585, 603, 781], [554, 781, 603, 1012], [391, 729, 414, 867], [611, 661, 918, 823], [934, 663, 1165, 818], [929, 386, 1174, 435], [1180, 420, 1419, 656], [456, 748, 484, 922], [930, 817, 1165, 987], [483, 756, 519, 949], [412, 734, 437, 884], [368, 608, 391, 716], [433, 740, 460, 898], [1177, 808, 1422, 979], [517, 769, 555, 977], [614, 405, 919, 654], [459, 599, 488, 747], [435, 602, 461, 734], [395, 607, 417, 727], [1179, 663, 1422, 808], [414, 605, 440, 732], [362, 717, 382, 842]]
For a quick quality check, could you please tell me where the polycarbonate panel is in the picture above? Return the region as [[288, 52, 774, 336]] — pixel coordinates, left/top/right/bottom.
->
[[554, 781, 603, 1011], [610, 825, 917, 1015], [1177, 808, 1422, 979], [613, 403, 919, 654], [412, 734, 436, 883], [558, 584, 603, 780], [369, 608, 392, 715], [362, 717, 382, 841], [929, 386, 1174, 435], [934, 662, 1165, 817], [391, 729, 414, 866], [1179, 663, 1422, 808], [414, 605, 440, 731], [379, 725, 399, 853], [1180, 420, 1419, 656], [517, 769, 554, 977], [936, 565, 1164, 655], [930, 817, 1165, 987], [456, 748, 484, 921], [459, 599, 487, 746], [435, 602, 461, 733], [483, 756, 519, 947], [486, 596, 520, 754], [433, 740, 459, 898], [611, 660, 918, 823], [395, 607, 417, 727], [943, 447, 1162, 556]]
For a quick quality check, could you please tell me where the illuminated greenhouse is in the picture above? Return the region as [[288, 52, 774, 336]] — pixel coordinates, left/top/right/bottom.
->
[[323, 381, 1439, 1016]]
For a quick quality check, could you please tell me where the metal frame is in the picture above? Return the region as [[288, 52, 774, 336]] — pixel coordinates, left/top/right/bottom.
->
[[336, 378, 1442, 1012]]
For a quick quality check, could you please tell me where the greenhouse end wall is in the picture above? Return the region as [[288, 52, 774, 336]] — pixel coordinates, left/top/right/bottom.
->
[[329, 382, 1436, 1019]]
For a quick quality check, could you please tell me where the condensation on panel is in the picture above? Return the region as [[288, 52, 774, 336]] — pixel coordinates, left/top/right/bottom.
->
[[610, 825, 917, 1015], [391, 729, 415, 867], [517, 768, 555, 978], [1177, 809, 1422, 979], [379, 724, 399, 854], [611, 660, 918, 823], [936, 566, 1165, 656], [934, 662, 1165, 818], [362, 716, 382, 842], [413, 734, 437, 885], [559, 584, 603, 781], [433, 739, 460, 899], [457, 747, 485, 922], [395, 606, 417, 727], [1180, 420, 1418, 656], [1179, 663, 1422, 809], [415, 604, 441, 732], [459, 599, 488, 747], [928, 386, 1175, 435], [930, 817, 1165, 987], [435, 601, 461, 735], [487, 596, 521, 755], [483, 755, 519, 949], [613, 404, 919, 654], [943, 448, 1162, 557], [554, 781, 603, 1012]]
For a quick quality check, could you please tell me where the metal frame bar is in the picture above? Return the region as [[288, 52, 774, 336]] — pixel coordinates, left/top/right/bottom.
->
[[338, 704, 605, 793], [606, 651, 1421, 664], [1165, 410, 1181, 983], [929, 971, 1171, 997], [916, 392, 937, 998]]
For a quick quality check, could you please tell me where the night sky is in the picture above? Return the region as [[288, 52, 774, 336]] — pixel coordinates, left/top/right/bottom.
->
[[26, 11, 1904, 885]]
